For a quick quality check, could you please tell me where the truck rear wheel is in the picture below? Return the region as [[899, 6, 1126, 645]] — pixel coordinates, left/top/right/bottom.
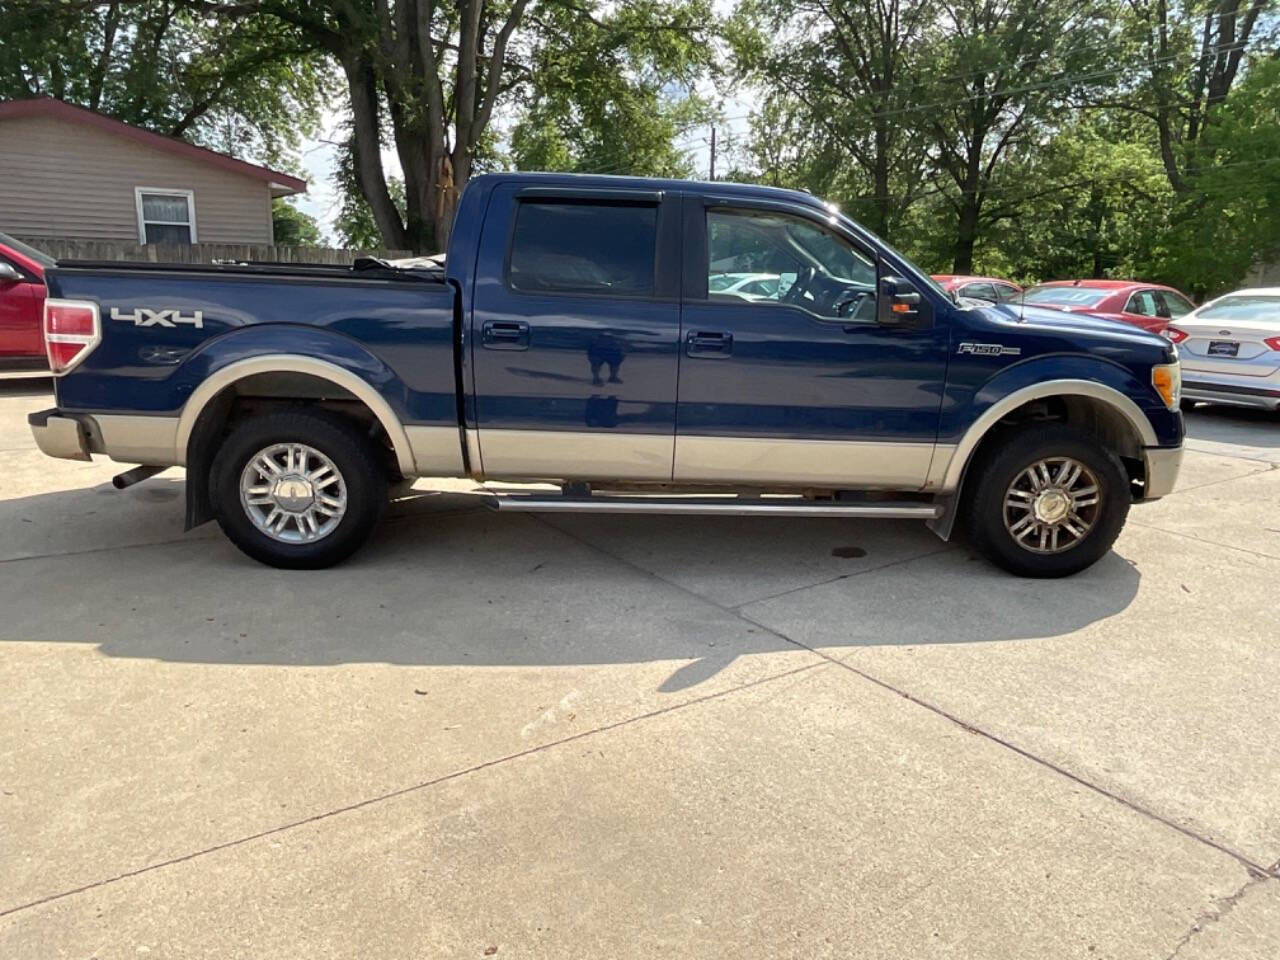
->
[[209, 410, 387, 569], [962, 424, 1129, 578]]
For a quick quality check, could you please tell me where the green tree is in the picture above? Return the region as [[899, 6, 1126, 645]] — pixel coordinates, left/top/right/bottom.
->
[[2, 1, 333, 167], [271, 198, 324, 245], [196, 0, 718, 252], [507, 1, 715, 177], [729, 0, 935, 240]]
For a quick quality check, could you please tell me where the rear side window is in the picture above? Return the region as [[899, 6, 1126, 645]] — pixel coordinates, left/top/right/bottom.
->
[[1126, 290, 1160, 317], [508, 201, 657, 297], [994, 283, 1021, 302]]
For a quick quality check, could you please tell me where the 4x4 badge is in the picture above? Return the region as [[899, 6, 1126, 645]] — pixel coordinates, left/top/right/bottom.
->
[[957, 342, 1022, 357], [111, 307, 204, 329]]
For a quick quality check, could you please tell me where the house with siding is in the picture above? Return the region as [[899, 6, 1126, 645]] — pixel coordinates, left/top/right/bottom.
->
[[0, 98, 306, 246]]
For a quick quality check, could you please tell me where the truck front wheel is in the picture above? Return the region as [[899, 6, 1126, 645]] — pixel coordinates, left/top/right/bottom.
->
[[962, 425, 1130, 578], [209, 410, 388, 569]]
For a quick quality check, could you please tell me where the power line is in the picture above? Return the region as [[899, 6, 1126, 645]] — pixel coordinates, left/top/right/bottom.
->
[[572, 32, 1274, 177]]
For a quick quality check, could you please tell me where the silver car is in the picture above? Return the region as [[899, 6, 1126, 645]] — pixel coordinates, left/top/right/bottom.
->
[[1168, 288, 1280, 412]]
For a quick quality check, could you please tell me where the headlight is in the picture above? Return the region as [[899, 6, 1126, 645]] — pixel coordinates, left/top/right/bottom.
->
[[1152, 361, 1181, 410]]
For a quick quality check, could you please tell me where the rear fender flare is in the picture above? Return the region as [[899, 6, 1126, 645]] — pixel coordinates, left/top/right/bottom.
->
[[175, 353, 417, 477]]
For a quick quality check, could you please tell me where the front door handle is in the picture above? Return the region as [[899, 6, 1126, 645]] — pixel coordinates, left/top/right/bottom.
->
[[482, 320, 530, 351], [686, 330, 733, 358]]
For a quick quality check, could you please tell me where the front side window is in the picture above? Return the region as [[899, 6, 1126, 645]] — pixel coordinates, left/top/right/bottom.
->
[[136, 189, 196, 244], [707, 208, 876, 320], [508, 201, 657, 297]]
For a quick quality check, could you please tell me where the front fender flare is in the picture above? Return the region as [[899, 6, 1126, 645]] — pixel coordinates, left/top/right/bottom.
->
[[937, 378, 1157, 493]]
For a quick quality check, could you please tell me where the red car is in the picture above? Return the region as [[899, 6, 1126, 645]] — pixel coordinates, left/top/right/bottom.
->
[[1022, 279, 1195, 333], [0, 232, 52, 366], [931, 274, 1023, 303]]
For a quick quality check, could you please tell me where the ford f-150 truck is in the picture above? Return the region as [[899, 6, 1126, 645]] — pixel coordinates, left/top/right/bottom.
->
[[29, 173, 1184, 576]]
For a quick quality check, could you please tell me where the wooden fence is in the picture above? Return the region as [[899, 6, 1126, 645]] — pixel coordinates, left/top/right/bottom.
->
[[19, 238, 413, 265]]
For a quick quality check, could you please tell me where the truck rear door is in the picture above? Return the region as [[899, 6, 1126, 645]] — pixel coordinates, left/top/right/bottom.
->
[[469, 185, 682, 480]]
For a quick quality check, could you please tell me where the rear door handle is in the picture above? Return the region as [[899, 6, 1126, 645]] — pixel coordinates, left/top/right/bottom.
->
[[686, 330, 733, 358], [482, 320, 530, 350]]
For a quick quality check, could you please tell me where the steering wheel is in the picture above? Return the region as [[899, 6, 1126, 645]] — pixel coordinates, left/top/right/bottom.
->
[[783, 266, 816, 306]]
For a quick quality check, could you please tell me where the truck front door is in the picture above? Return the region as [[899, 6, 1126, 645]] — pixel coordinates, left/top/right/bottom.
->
[[674, 199, 949, 489], [470, 186, 682, 481]]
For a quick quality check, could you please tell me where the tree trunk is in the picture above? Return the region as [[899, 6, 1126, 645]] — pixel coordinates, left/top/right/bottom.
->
[[953, 197, 980, 274], [344, 55, 408, 250], [872, 120, 891, 238]]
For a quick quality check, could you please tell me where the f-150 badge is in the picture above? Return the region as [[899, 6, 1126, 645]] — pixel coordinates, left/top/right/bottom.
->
[[957, 342, 1021, 357], [111, 307, 204, 329]]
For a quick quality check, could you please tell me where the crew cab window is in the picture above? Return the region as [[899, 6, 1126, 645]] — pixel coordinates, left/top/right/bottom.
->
[[508, 200, 657, 297], [707, 208, 876, 320]]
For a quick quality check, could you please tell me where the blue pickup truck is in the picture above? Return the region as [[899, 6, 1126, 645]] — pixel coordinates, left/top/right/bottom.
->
[[30, 173, 1184, 576]]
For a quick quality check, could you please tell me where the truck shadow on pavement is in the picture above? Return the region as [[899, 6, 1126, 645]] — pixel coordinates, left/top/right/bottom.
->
[[0, 479, 1142, 691]]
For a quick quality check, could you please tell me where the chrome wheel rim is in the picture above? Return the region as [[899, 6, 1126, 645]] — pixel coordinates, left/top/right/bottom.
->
[[239, 443, 347, 544], [1003, 457, 1101, 554]]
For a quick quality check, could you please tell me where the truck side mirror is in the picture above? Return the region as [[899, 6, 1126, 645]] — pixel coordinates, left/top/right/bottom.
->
[[878, 276, 929, 327], [0, 262, 23, 283]]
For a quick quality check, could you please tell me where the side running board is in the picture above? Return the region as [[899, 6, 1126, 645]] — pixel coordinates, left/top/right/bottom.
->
[[487, 494, 941, 519]]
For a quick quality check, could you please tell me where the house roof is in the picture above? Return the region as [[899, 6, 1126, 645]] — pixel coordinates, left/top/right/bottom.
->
[[0, 97, 307, 196]]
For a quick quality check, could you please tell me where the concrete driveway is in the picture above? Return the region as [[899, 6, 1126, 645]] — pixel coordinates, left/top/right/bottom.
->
[[2, 379, 1278, 959]]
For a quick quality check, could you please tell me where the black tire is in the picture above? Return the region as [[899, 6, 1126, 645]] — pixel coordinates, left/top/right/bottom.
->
[[962, 424, 1130, 578], [209, 409, 388, 569]]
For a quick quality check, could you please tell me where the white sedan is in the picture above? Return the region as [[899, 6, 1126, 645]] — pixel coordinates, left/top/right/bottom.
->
[[1166, 288, 1280, 412]]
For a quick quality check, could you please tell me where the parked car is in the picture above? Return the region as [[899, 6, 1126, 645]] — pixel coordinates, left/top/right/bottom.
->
[[1164, 288, 1280, 412], [709, 272, 783, 299], [931, 275, 1023, 303], [29, 173, 1184, 577], [1022, 280, 1195, 333], [0, 232, 52, 366]]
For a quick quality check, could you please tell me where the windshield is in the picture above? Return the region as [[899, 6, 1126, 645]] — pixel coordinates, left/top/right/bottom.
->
[[1197, 295, 1280, 322], [1024, 286, 1111, 307], [0, 232, 56, 269]]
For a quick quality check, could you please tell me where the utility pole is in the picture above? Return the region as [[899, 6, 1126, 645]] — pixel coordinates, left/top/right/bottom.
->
[[709, 126, 716, 181]]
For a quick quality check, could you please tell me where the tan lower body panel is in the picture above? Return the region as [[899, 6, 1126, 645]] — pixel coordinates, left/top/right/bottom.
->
[[93, 414, 180, 466], [673, 435, 936, 489], [404, 425, 465, 477], [476, 429, 675, 482]]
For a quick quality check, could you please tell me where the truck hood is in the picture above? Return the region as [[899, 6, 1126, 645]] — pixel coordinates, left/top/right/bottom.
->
[[985, 301, 1161, 340], [975, 302, 1176, 364]]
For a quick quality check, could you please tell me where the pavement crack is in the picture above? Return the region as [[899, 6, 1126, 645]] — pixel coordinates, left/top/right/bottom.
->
[[1163, 875, 1270, 960], [1126, 519, 1280, 562], [0, 659, 827, 920], [534, 515, 1278, 880]]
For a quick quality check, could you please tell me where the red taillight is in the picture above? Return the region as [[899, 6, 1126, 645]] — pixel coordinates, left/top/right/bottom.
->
[[43, 299, 101, 374], [1264, 336, 1280, 352], [1163, 326, 1189, 344]]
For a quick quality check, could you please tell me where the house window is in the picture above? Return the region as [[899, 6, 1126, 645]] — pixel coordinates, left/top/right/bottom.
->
[[135, 188, 197, 244]]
